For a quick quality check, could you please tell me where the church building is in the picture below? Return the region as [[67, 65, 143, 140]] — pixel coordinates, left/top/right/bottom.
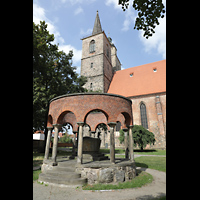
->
[[80, 11, 166, 149]]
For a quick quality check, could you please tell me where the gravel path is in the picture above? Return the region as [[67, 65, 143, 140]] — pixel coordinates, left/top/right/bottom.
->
[[33, 167, 166, 200]]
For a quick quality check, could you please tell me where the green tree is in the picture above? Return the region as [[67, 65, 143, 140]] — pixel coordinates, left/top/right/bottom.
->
[[59, 134, 73, 143], [119, 0, 165, 39], [119, 125, 156, 151], [33, 21, 87, 134]]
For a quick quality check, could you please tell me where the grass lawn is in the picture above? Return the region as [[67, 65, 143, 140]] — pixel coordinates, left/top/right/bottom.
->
[[33, 149, 166, 181], [135, 156, 166, 172], [100, 148, 166, 155], [33, 169, 41, 181], [82, 170, 153, 190], [134, 149, 166, 155]]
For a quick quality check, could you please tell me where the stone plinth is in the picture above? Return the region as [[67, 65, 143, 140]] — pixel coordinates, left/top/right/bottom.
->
[[83, 137, 101, 153], [82, 136, 108, 161], [75, 159, 136, 184]]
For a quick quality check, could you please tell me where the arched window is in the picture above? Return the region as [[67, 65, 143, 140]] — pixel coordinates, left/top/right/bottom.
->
[[89, 40, 95, 53], [140, 103, 148, 129]]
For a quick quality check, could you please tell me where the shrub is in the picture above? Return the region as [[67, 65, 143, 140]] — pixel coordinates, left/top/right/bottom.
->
[[119, 125, 156, 151], [58, 134, 73, 143]]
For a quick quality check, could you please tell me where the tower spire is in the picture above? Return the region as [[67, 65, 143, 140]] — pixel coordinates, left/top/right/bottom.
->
[[92, 10, 102, 35]]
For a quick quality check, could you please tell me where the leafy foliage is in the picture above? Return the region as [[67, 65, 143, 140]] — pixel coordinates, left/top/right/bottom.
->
[[119, 0, 165, 39], [119, 125, 155, 151], [33, 21, 87, 132], [58, 134, 73, 143]]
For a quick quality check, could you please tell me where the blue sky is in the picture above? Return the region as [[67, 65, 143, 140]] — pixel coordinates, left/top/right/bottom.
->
[[33, 0, 166, 74]]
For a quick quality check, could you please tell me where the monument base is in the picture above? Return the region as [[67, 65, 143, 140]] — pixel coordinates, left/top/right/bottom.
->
[[75, 159, 136, 184]]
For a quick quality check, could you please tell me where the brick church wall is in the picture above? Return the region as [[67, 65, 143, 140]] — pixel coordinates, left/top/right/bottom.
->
[[130, 92, 166, 149]]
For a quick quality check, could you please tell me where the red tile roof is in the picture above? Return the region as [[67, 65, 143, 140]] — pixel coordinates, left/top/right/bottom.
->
[[107, 60, 166, 97]]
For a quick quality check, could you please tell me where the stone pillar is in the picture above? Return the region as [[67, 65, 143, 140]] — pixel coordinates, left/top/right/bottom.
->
[[108, 122, 116, 164], [52, 124, 62, 165], [77, 122, 84, 164], [123, 128, 129, 159], [128, 125, 134, 161], [101, 128, 105, 147], [44, 127, 53, 161], [72, 132, 77, 153], [155, 96, 165, 135]]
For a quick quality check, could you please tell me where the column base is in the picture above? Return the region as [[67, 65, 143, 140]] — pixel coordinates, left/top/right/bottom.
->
[[77, 157, 82, 164], [43, 159, 57, 166]]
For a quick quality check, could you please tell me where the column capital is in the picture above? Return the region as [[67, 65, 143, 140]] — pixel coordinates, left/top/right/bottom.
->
[[127, 125, 134, 128], [47, 126, 53, 130], [52, 124, 62, 128], [77, 122, 84, 126], [122, 128, 128, 132], [73, 131, 78, 133], [107, 122, 117, 127]]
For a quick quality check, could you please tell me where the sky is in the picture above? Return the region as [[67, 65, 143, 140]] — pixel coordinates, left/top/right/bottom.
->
[[33, 0, 166, 75]]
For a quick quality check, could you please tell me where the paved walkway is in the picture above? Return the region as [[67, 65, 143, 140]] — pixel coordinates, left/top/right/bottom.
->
[[33, 165, 166, 200]]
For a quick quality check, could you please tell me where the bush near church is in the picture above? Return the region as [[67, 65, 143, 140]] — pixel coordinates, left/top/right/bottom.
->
[[119, 125, 156, 151]]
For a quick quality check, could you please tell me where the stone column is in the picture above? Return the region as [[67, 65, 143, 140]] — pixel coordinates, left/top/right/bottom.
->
[[77, 122, 84, 164], [44, 127, 53, 161], [128, 125, 134, 161], [155, 96, 165, 135], [108, 122, 116, 164], [72, 132, 77, 153], [52, 124, 62, 165], [101, 128, 105, 147], [123, 128, 129, 159]]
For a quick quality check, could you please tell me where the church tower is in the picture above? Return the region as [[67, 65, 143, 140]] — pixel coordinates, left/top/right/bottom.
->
[[81, 11, 121, 93]]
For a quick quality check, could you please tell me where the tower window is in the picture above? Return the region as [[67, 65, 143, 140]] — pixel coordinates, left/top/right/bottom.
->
[[90, 83, 93, 90], [140, 102, 148, 129], [89, 40, 95, 53], [153, 68, 157, 72], [107, 48, 109, 57], [130, 73, 134, 77], [91, 63, 93, 68]]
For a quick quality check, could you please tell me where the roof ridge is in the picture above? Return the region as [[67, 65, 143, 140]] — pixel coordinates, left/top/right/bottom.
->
[[119, 59, 166, 72]]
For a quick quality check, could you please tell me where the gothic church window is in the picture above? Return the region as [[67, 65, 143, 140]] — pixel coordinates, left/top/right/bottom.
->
[[89, 40, 95, 53], [140, 102, 148, 129], [90, 83, 93, 90]]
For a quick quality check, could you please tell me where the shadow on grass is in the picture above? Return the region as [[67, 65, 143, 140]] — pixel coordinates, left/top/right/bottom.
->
[[134, 149, 157, 153], [135, 162, 148, 169]]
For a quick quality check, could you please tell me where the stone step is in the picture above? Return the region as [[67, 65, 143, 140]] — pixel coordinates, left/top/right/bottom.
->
[[45, 170, 81, 179], [58, 161, 76, 168], [38, 173, 87, 185], [52, 166, 75, 172]]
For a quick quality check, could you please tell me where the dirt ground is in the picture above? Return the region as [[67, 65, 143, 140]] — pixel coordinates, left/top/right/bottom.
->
[[33, 167, 166, 200]]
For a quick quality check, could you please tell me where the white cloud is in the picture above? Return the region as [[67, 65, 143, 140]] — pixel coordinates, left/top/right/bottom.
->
[[80, 28, 92, 36], [105, 0, 121, 10], [61, 0, 96, 5], [33, 3, 46, 25], [104, 0, 136, 32], [33, 3, 82, 71], [121, 8, 136, 32], [139, 15, 166, 59], [33, 3, 65, 45], [59, 44, 82, 66], [74, 7, 84, 15]]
